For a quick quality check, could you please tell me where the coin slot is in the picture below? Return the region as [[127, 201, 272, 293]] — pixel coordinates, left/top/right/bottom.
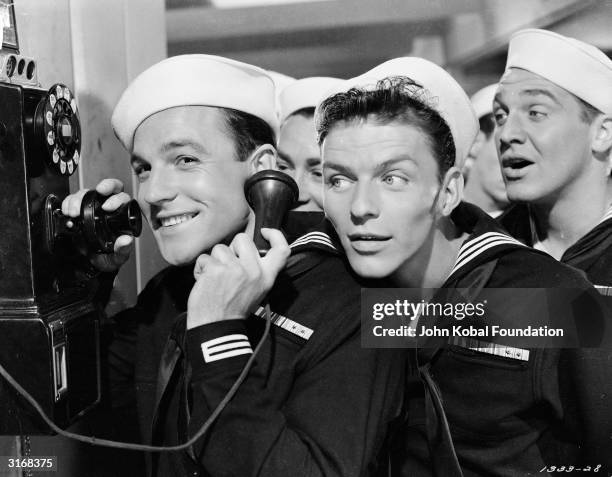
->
[[53, 343, 68, 401]]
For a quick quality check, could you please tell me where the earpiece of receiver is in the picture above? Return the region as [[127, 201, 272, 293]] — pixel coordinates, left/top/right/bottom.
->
[[244, 170, 298, 255], [44, 190, 142, 255]]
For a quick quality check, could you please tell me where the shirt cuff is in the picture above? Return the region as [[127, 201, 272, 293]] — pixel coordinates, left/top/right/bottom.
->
[[186, 320, 253, 375]]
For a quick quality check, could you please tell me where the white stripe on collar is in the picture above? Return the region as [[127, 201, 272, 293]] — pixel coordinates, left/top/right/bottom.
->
[[448, 231, 525, 279], [289, 231, 337, 251], [599, 205, 612, 225], [291, 237, 335, 249], [454, 232, 523, 264]]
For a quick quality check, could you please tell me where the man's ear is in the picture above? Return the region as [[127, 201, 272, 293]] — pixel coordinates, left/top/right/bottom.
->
[[591, 115, 612, 156], [246, 144, 278, 174], [437, 166, 464, 217]]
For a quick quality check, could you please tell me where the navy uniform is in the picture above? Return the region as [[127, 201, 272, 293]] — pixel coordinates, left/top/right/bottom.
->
[[311, 52, 612, 476], [494, 29, 612, 295], [283, 210, 326, 243], [106, 223, 406, 477], [500, 204, 612, 292], [97, 53, 406, 477], [487, 30, 612, 474], [390, 202, 612, 476]]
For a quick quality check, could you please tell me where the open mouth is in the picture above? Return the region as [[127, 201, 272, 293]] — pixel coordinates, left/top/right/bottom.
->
[[502, 157, 533, 170], [501, 156, 534, 180], [156, 212, 198, 229]]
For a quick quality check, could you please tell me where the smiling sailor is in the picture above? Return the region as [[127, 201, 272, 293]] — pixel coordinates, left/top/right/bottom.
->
[[61, 54, 405, 477], [497, 29, 612, 291]]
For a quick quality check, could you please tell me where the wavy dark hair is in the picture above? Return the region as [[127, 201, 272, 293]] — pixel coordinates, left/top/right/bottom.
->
[[316, 76, 456, 181]]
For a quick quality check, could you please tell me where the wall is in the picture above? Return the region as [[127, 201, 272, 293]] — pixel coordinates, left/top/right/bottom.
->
[[445, 0, 608, 94], [69, 0, 168, 310]]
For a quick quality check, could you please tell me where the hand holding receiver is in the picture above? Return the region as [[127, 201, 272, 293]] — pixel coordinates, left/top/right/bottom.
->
[[54, 178, 141, 272], [187, 229, 290, 329]]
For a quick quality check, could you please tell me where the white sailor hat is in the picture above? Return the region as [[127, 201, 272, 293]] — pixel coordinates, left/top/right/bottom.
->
[[317, 57, 478, 168], [279, 77, 344, 124], [112, 54, 279, 152], [470, 84, 498, 120], [504, 29, 612, 114], [266, 70, 296, 117]]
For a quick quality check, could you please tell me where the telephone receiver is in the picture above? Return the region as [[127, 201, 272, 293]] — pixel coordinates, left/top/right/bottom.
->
[[43, 190, 143, 254], [244, 170, 299, 255]]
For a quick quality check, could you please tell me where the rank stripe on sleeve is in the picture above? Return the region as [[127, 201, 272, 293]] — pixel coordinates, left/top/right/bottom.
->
[[594, 285, 612, 296], [254, 306, 314, 340], [449, 336, 530, 362], [201, 334, 253, 363]]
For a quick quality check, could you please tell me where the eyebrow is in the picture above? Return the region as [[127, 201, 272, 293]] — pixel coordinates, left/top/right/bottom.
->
[[278, 151, 321, 168], [494, 88, 561, 107], [160, 139, 208, 155], [520, 88, 561, 105], [276, 150, 294, 164], [324, 156, 415, 175], [373, 156, 416, 175], [323, 162, 353, 176], [130, 139, 209, 166]]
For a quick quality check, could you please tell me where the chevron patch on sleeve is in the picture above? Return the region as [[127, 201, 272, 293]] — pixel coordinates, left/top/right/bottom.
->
[[201, 334, 253, 363]]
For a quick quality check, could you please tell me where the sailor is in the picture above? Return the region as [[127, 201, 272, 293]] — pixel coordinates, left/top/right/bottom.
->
[[62, 54, 405, 477], [278, 76, 345, 211], [463, 84, 509, 217], [315, 56, 612, 476], [496, 29, 612, 293], [276, 77, 344, 240]]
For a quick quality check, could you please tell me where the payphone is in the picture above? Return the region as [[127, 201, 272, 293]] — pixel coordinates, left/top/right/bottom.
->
[[0, 2, 141, 434]]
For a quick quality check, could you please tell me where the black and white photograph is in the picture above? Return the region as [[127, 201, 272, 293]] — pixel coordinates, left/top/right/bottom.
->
[[0, 0, 611, 475]]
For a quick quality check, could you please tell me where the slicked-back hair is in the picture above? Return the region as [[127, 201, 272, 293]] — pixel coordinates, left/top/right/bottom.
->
[[316, 76, 456, 182], [221, 108, 276, 161]]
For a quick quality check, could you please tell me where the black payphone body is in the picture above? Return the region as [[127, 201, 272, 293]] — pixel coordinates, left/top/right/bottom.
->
[[0, 2, 141, 435], [0, 58, 101, 434]]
